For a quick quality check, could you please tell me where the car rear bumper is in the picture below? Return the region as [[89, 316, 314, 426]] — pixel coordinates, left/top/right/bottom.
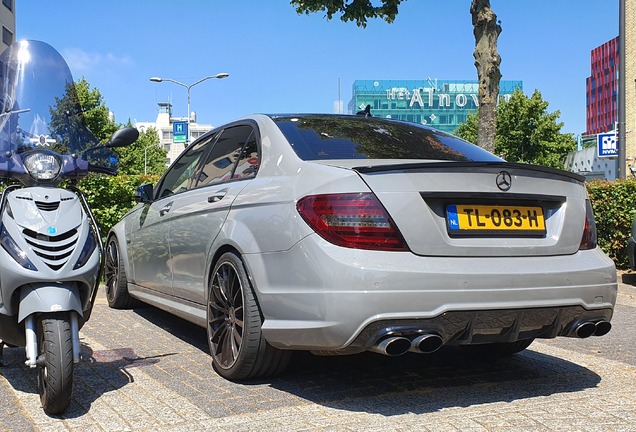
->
[[244, 235, 617, 351]]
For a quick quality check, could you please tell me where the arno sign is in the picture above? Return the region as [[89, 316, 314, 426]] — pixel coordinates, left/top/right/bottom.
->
[[385, 87, 512, 109]]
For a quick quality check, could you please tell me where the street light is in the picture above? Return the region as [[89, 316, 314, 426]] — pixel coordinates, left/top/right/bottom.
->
[[149, 73, 229, 144], [143, 144, 154, 175]]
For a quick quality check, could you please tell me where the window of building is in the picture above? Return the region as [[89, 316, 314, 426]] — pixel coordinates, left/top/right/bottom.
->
[[2, 0, 12, 11], [2, 26, 13, 46], [163, 130, 173, 140]]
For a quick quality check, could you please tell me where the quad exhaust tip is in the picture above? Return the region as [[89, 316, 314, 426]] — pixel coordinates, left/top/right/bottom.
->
[[409, 334, 444, 354], [574, 320, 612, 338], [594, 320, 611, 336], [370, 334, 444, 357], [369, 336, 412, 356], [575, 322, 596, 338]]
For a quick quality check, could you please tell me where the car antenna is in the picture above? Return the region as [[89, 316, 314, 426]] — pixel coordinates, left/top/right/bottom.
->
[[356, 104, 372, 118]]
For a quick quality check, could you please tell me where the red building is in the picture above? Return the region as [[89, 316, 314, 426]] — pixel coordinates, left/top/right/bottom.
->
[[586, 37, 619, 135]]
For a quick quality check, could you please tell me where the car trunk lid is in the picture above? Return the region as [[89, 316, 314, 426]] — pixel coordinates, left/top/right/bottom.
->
[[344, 161, 588, 257]]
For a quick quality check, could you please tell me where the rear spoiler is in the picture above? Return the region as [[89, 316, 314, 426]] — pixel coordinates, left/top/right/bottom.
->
[[352, 161, 585, 183]]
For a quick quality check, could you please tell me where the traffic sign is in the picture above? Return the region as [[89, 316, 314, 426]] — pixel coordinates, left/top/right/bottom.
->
[[597, 132, 618, 158], [173, 121, 188, 143]]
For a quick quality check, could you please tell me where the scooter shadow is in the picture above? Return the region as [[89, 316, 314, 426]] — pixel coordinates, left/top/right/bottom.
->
[[0, 341, 175, 418]]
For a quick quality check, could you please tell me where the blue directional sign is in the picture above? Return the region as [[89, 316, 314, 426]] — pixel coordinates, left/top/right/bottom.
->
[[173, 121, 188, 143], [597, 132, 618, 158]]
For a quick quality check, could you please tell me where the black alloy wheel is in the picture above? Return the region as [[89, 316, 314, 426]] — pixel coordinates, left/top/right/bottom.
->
[[207, 252, 290, 380], [104, 236, 135, 309]]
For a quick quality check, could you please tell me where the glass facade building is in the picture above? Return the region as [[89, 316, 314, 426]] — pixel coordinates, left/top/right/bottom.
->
[[348, 79, 523, 134], [585, 37, 618, 135]]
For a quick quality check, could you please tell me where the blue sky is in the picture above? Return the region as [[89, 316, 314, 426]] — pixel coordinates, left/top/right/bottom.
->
[[17, 1, 618, 135]]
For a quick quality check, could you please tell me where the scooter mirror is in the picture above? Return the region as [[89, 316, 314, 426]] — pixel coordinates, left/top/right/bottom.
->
[[106, 127, 139, 148]]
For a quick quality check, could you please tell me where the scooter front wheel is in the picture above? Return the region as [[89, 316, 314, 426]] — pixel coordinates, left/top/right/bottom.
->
[[37, 312, 74, 415]]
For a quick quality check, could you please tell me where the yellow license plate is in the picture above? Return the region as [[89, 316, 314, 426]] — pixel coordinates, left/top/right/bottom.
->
[[447, 204, 545, 232]]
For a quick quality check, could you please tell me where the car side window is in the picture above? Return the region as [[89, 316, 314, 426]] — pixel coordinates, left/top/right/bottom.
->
[[232, 131, 259, 180], [196, 125, 259, 187], [155, 132, 219, 199]]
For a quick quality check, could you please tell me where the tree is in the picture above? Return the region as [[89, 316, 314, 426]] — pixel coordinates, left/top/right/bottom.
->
[[116, 126, 167, 176], [291, 0, 502, 151], [73, 77, 119, 142], [470, 0, 501, 153], [455, 89, 576, 169], [72, 78, 167, 176]]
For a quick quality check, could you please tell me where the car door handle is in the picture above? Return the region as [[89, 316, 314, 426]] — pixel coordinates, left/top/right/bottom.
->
[[208, 192, 227, 203], [159, 202, 173, 216]]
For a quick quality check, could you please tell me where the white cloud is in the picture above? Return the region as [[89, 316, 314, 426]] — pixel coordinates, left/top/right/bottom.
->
[[61, 48, 132, 73]]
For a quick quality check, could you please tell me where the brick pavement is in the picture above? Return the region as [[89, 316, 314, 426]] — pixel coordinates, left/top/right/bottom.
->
[[0, 280, 634, 431]]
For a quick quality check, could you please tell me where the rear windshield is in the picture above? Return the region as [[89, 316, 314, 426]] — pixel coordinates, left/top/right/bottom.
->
[[271, 115, 503, 162]]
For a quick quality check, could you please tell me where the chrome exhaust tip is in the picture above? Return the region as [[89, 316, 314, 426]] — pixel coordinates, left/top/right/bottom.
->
[[593, 320, 612, 336], [409, 334, 443, 354], [575, 322, 596, 338], [369, 336, 411, 357]]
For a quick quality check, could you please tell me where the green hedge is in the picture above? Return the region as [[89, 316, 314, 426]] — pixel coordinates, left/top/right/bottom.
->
[[586, 178, 636, 269], [76, 174, 159, 238], [3, 174, 636, 269]]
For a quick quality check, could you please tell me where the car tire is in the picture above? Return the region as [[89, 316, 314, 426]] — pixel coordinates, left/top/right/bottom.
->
[[104, 235, 135, 309], [207, 252, 291, 380], [460, 338, 534, 357]]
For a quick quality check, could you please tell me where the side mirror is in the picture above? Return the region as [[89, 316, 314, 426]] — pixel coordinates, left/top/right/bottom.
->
[[107, 127, 139, 148], [135, 183, 154, 203]]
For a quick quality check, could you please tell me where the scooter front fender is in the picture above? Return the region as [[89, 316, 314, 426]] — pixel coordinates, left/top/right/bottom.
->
[[18, 284, 83, 323]]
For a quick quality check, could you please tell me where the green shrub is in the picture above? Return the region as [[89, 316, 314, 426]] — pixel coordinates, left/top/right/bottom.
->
[[586, 178, 636, 269], [76, 173, 160, 238]]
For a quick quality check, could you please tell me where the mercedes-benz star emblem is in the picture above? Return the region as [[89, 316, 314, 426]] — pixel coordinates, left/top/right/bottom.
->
[[496, 171, 512, 191]]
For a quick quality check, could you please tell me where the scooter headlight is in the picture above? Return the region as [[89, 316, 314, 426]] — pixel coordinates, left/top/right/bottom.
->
[[0, 224, 37, 270], [23, 151, 62, 182], [74, 230, 98, 270]]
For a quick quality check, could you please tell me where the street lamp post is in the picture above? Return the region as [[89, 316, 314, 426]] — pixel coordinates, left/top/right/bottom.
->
[[149, 73, 229, 144], [143, 144, 153, 175]]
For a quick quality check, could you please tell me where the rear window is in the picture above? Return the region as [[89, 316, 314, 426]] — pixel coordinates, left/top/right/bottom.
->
[[271, 115, 502, 162]]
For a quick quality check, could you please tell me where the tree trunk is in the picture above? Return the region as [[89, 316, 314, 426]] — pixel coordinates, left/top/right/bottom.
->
[[471, 0, 502, 153]]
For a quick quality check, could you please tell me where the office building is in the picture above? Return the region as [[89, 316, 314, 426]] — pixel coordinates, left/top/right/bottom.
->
[[585, 37, 619, 136], [348, 79, 523, 134], [135, 102, 214, 167], [576, 3, 635, 179], [0, 0, 15, 51]]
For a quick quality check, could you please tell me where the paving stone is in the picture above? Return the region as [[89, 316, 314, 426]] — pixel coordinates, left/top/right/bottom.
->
[[0, 285, 634, 431]]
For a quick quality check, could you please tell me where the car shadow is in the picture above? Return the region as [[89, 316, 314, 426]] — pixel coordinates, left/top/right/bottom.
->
[[127, 304, 602, 417], [131, 304, 209, 353], [263, 348, 601, 416]]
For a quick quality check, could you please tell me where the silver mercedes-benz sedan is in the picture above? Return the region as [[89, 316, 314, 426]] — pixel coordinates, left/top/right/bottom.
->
[[105, 114, 617, 380]]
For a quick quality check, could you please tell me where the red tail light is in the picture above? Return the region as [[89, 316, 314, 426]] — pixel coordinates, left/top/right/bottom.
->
[[296, 193, 409, 251], [579, 199, 597, 250]]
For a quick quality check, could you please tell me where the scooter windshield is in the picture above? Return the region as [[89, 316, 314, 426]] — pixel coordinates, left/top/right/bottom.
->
[[0, 40, 118, 178]]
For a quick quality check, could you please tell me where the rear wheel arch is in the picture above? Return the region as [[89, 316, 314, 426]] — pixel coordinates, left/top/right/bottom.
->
[[206, 249, 291, 380], [206, 245, 261, 307]]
